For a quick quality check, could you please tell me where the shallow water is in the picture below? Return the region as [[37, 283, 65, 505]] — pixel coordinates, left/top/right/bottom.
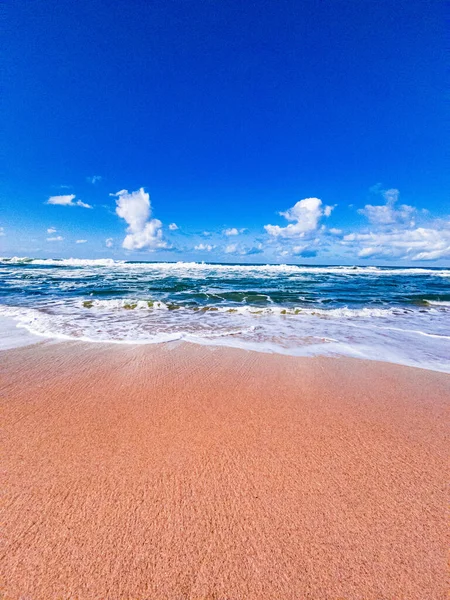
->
[[1, 257, 449, 371]]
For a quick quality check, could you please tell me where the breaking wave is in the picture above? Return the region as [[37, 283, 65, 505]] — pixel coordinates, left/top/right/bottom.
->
[[77, 298, 416, 319], [1, 257, 449, 277], [0, 258, 449, 372]]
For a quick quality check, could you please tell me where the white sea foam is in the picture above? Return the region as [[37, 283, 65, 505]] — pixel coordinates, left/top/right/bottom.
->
[[79, 298, 169, 310], [1, 257, 449, 277], [0, 257, 122, 267], [1, 302, 449, 373], [424, 300, 450, 307], [213, 305, 404, 318], [0, 316, 47, 350], [76, 299, 401, 318]]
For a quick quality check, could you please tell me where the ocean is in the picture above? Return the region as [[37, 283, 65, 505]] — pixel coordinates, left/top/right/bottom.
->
[[1, 257, 449, 372]]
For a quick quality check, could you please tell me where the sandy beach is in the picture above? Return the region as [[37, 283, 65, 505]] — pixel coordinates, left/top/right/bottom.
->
[[1, 341, 448, 600]]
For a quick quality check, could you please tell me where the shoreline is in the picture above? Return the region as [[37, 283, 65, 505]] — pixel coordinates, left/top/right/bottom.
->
[[1, 341, 449, 599], [1, 319, 450, 374]]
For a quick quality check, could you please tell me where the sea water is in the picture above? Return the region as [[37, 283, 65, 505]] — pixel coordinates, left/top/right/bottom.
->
[[0, 258, 449, 372]]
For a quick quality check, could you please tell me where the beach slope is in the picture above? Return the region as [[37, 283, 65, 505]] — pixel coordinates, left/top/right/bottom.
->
[[1, 341, 448, 599]]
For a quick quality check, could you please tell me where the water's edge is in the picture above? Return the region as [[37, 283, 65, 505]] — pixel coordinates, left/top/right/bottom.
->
[[1, 259, 449, 373]]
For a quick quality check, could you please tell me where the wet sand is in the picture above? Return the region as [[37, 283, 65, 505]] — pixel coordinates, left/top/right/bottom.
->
[[1, 341, 448, 599]]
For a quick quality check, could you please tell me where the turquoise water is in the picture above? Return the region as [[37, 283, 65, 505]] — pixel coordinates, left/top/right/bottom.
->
[[1, 258, 449, 371]]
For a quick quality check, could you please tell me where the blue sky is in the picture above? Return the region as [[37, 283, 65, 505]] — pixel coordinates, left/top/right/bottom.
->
[[2, 0, 448, 264]]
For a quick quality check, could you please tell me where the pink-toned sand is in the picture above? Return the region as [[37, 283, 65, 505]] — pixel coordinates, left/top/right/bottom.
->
[[1, 341, 448, 600]]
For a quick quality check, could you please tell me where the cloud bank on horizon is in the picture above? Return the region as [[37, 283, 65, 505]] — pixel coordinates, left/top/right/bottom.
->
[[2, 185, 449, 263], [116, 185, 449, 262]]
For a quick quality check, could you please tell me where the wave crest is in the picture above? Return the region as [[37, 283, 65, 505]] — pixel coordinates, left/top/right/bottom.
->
[[1, 257, 449, 277]]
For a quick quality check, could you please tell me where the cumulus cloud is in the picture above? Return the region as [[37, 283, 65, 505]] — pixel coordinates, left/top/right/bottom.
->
[[169, 223, 179, 231], [225, 243, 263, 256], [334, 186, 450, 261], [223, 227, 247, 236], [259, 188, 449, 263], [265, 198, 334, 238], [113, 188, 167, 251], [87, 175, 102, 184], [277, 243, 319, 259], [47, 235, 64, 242], [342, 223, 450, 261], [224, 228, 239, 236], [47, 227, 57, 234], [358, 188, 415, 226], [46, 194, 92, 209], [105, 238, 114, 248], [76, 239, 87, 244], [194, 243, 215, 251]]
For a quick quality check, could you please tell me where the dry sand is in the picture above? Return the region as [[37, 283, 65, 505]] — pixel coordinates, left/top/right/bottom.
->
[[1, 341, 448, 599]]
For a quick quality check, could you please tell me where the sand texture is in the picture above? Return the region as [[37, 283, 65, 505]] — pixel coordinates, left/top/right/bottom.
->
[[1, 341, 449, 599]]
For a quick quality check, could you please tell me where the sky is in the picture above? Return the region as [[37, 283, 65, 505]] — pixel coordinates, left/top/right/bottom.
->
[[2, 0, 449, 265]]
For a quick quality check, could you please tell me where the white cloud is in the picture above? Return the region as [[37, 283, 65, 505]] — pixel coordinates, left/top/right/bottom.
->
[[343, 223, 450, 261], [47, 194, 75, 205], [260, 188, 450, 262], [87, 175, 102, 184], [76, 200, 93, 209], [336, 186, 450, 261], [277, 244, 318, 259], [292, 245, 307, 255], [46, 194, 92, 209], [265, 198, 334, 238], [113, 188, 167, 251], [225, 243, 263, 256], [76, 239, 87, 244], [0, 227, 4, 236], [169, 223, 179, 231], [47, 235, 64, 242], [47, 227, 57, 234], [194, 243, 215, 251], [223, 227, 247, 236], [105, 238, 114, 248], [358, 188, 415, 226]]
